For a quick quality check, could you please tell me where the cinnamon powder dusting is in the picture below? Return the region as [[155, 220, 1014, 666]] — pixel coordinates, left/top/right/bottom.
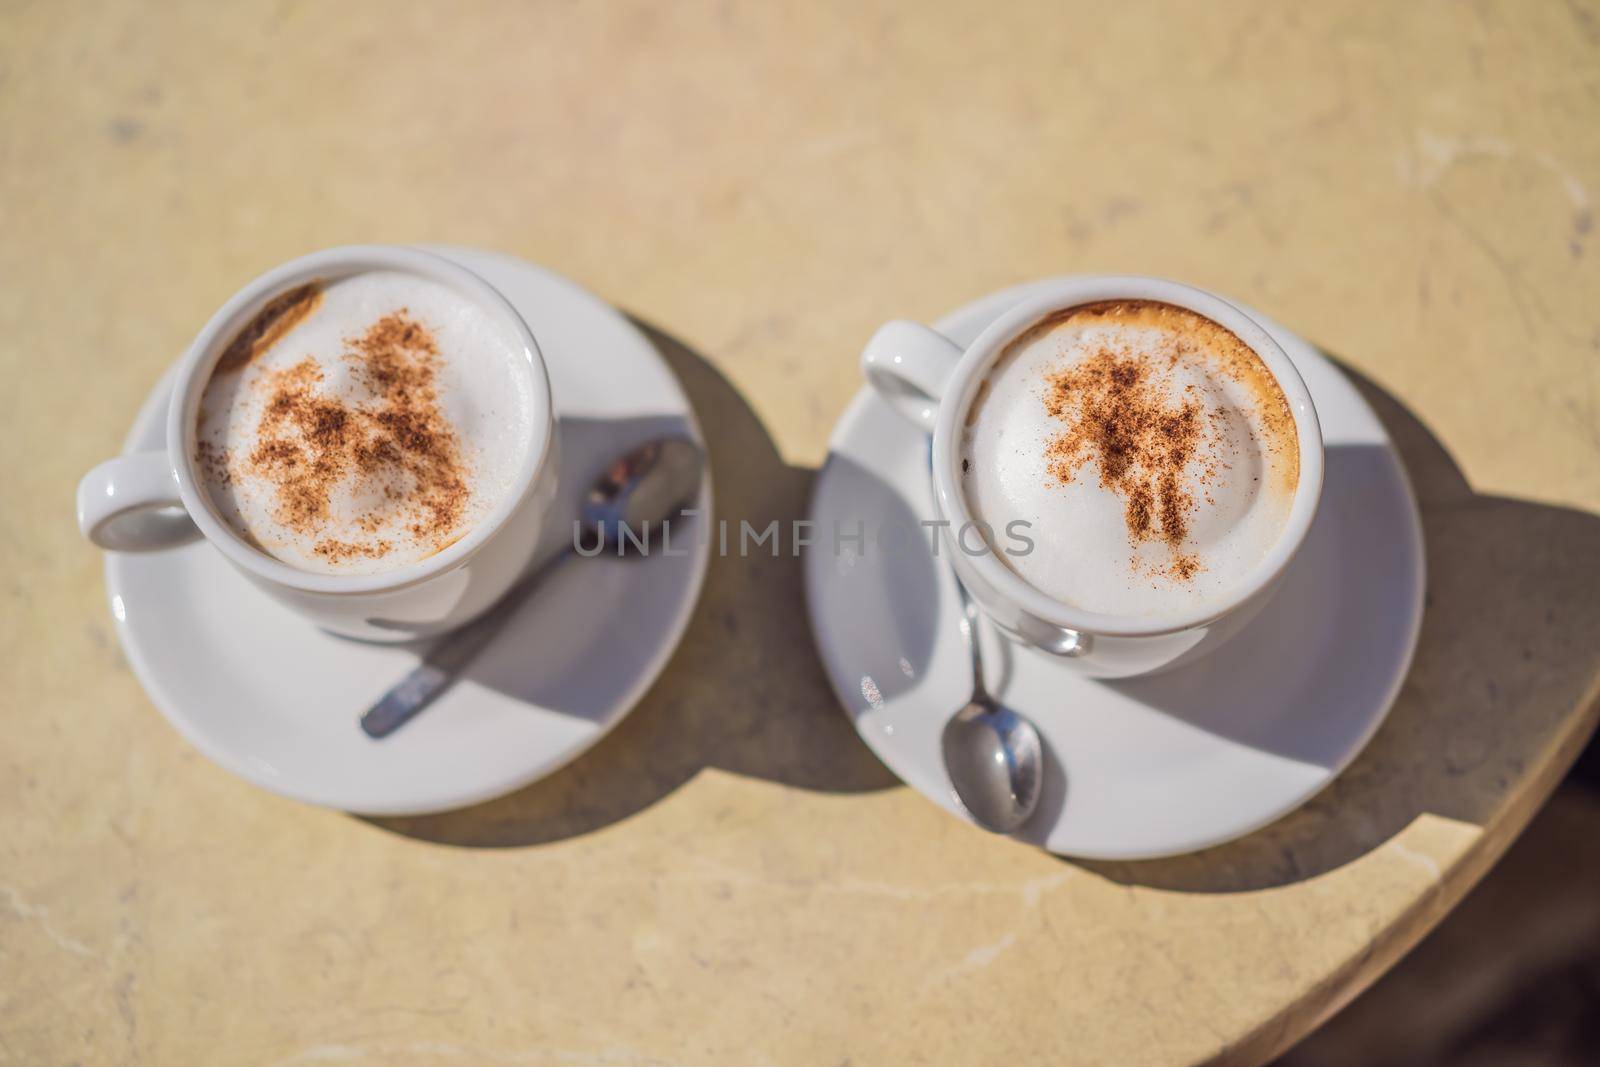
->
[[218, 309, 471, 564], [1042, 332, 1211, 581]]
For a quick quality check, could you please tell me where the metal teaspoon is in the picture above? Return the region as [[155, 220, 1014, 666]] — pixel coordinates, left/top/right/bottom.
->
[[940, 579, 1045, 833], [360, 437, 704, 739]]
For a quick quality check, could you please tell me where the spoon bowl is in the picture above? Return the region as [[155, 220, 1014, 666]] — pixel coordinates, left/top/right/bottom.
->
[[942, 699, 1045, 834]]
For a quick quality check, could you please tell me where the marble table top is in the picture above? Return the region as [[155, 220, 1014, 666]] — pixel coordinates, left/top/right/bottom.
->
[[3, 2, 1597, 1063]]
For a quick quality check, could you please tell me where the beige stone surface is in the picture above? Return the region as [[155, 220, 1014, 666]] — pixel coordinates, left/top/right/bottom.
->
[[3, 2, 1599, 1063]]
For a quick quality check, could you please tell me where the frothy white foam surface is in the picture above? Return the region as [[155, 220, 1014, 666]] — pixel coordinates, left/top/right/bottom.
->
[[195, 270, 534, 574], [961, 306, 1297, 616]]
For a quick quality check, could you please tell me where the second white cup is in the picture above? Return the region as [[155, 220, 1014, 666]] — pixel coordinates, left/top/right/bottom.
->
[[861, 275, 1324, 679]]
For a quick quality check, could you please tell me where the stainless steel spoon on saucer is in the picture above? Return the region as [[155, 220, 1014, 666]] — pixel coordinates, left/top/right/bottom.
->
[[360, 437, 704, 739], [941, 581, 1045, 833]]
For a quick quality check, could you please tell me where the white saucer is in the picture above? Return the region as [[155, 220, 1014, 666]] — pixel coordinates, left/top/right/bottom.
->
[[804, 280, 1425, 858], [105, 247, 711, 815]]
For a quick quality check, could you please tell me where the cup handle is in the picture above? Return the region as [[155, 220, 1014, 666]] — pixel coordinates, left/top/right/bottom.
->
[[861, 321, 965, 433], [76, 452, 196, 550]]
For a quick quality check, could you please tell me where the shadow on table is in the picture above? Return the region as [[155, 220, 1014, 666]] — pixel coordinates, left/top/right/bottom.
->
[[1077, 356, 1600, 893], [364, 319, 897, 848]]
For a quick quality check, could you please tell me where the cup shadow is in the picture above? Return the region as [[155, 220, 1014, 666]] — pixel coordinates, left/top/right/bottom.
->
[[364, 319, 897, 848], [1076, 356, 1600, 892]]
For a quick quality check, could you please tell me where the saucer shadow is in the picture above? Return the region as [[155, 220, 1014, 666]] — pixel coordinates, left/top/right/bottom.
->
[[804, 450, 945, 708], [1077, 357, 1600, 892], [365, 320, 896, 848]]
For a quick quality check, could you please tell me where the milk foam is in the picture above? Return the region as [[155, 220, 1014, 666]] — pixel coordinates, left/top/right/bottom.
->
[[961, 301, 1298, 616], [195, 270, 534, 575]]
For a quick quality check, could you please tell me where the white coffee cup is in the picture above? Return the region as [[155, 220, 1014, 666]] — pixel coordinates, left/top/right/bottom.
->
[[76, 245, 558, 642], [861, 276, 1323, 678]]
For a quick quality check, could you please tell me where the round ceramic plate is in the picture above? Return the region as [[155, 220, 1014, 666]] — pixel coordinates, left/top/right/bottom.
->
[[104, 247, 712, 815], [804, 280, 1425, 858]]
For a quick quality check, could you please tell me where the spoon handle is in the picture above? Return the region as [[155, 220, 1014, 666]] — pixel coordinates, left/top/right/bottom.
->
[[955, 579, 989, 701], [360, 547, 575, 738]]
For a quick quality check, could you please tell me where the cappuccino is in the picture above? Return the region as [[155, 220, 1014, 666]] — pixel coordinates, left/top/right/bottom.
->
[[194, 270, 535, 575], [960, 300, 1298, 616]]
